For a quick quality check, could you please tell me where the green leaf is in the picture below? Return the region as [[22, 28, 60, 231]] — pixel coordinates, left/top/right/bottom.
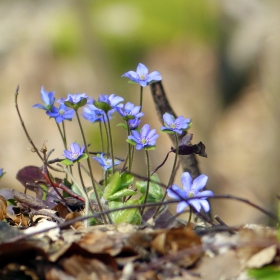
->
[[107, 189, 137, 201], [109, 200, 141, 225], [117, 123, 128, 130], [135, 173, 163, 203], [126, 139, 136, 146], [103, 171, 122, 199], [103, 172, 134, 200], [64, 98, 87, 110], [77, 153, 88, 162], [94, 101, 111, 113], [71, 184, 83, 197], [88, 184, 103, 202], [144, 145, 156, 151], [248, 266, 280, 280], [61, 159, 74, 166], [120, 173, 134, 189]]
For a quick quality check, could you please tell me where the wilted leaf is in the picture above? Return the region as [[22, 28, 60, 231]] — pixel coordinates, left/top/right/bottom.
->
[[65, 211, 84, 230], [16, 166, 46, 199], [151, 226, 201, 267], [0, 195, 7, 220]]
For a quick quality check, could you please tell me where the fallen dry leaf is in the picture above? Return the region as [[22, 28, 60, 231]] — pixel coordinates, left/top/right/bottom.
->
[[151, 226, 202, 267], [65, 211, 84, 230], [0, 195, 7, 220]]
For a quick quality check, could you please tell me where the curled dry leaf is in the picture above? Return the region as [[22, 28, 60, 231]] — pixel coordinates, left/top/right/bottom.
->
[[65, 210, 84, 230], [151, 226, 202, 267], [0, 195, 7, 220]]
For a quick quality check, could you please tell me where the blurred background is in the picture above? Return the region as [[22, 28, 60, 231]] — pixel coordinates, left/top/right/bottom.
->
[[0, 0, 280, 226]]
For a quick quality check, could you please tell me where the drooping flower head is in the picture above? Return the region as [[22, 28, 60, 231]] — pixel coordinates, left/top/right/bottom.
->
[[128, 117, 141, 130], [161, 113, 191, 134], [93, 153, 121, 171], [94, 94, 124, 113], [117, 102, 144, 121], [82, 104, 113, 123], [46, 103, 75, 123], [167, 172, 213, 213], [33, 86, 55, 111], [63, 142, 85, 162], [0, 168, 5, 179], [121, 63, 162, 87], [127, 124, 159, 150], [58, 93, 94, 110]]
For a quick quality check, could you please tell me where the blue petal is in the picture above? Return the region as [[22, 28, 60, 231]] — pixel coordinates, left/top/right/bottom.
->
[[122, 71, 138, 79], [199, 200, 210, 212], [189, 199, 201, 212], [176, 201, 189, 213], [167, 185, 186, 200], [141, 124, 151, 138], [181, 172, 192, 192], [163, 113, 174, 126], [147, 71, 162, 82], [192, 174, 208, 192], [33, 104, 46, 109], [196, 190, 214, 198], [136, 63, 148, 75]]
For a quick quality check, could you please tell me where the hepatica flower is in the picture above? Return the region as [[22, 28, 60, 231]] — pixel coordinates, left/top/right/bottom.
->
[[95, 94, 124, 112], [127, 124, 159, 150], [62, 142, 87, 164], [117, 102, 144, 121], [93, 153, 121, 171], [33, 86, 55, 111], [82, 104, 113, 123], [167, 172, 213, 213], [161, 113, 191, 134], [58, 93, 93, 110], [128, 117, 141, 130], [122, 63, 162, 87], [46, 103, 75, 123]]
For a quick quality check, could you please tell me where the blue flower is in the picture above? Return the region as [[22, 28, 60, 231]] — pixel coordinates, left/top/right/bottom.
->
[[33, 86, 55, 111], [82, 104, 113, 123], [167, 172, 213, 213], [97, 94, 124, 109], [122, 63, 162, 87], [161, 113, 191, 134], [0, 168, 5, 179], [117, 102, 144, 121], [93, 153, 121, 171], [128, 117, 141, 130], [46, 104, 75, 123], [128, 124, 159, 150], [63, 142, 85, 162], [57, 93, 93, 105]]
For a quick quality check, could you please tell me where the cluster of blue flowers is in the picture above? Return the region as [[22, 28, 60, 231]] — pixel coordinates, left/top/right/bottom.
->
[[31, 62, 213, 214]]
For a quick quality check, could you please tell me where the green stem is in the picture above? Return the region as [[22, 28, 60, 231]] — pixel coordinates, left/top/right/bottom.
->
[[153, 133, 179, 219], [78, 163, 94, 213], [126, 121, 132, 172], [99, 121, 104, 153], [75, 110, 107, 224], [139, 86, 143, 111], [59, 164, 89, 228], [103, 117, 110, 156], [186, 207, 193, 227], [105, 112, 115, 173], [141, 149, 151, 215], [56, 122, 66, 147]]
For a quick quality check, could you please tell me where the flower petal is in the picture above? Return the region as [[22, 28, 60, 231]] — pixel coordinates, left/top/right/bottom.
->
[[136, 63, 148, 75], [163, 113, 174, 126], [192, 174, 208, 192], [167, 185, 186, 200], [199, 200, 210, 212], [189, 200, 201, 212], [176, 201, 189, 213], [196, 190, 214, 198], [181, 172, 193, 192], [147, 71, 162, 82]]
